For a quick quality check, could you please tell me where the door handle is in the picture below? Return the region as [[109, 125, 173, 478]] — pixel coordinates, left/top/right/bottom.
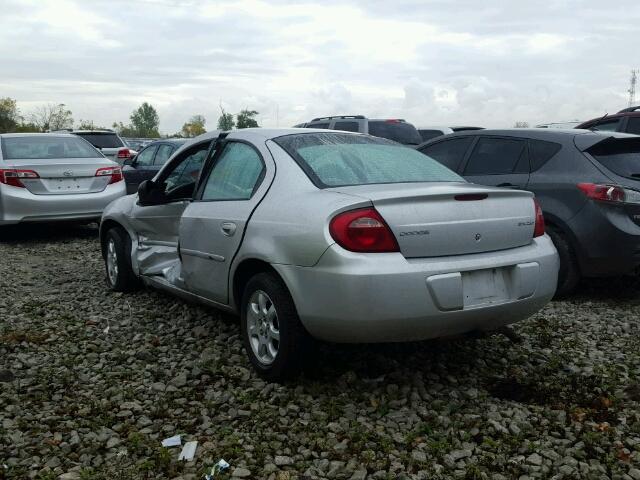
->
[[221, 222, 237, 236]]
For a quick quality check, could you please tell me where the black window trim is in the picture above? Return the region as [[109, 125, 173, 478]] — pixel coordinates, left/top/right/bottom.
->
[[193, 138, 266, 203]]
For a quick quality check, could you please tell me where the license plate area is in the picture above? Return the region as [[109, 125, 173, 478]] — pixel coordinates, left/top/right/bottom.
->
[[462, 268, 509, 307]]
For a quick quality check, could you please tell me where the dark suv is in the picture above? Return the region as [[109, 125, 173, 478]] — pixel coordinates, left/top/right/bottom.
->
[[295, 115, 423, 145], [576, 106, 640, 134], [416, 129, 640, 295]]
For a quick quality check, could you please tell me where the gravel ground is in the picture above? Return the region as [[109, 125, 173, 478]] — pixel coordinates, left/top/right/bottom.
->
[[1, 224, 640, 480]]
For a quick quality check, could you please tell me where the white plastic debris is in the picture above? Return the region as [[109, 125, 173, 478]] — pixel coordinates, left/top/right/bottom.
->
[[204, 459, 230, 479], [161, 435, 182, 448], [178, 440, 198, 461]]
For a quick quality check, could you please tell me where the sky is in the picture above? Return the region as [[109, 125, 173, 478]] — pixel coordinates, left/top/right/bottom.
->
[[1, 0, 639, 134]]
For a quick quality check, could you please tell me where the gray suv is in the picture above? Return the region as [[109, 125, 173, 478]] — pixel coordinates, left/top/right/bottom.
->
[[295, 115, 423, 145], [417, 129, 640, 295]]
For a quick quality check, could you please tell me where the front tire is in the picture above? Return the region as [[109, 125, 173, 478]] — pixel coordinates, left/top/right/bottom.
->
[[547, 226, 580, 297], [103, 227, 140, 292], [240, 272, 313, 381]]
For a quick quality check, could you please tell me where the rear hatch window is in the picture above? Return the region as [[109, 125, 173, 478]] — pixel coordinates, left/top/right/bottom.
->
[[274, 132, 464, 188], [74, 132, 124, 149], [1, 136, 102, 159], [587, 138, 640, 180], [368, 121, 423, 145]]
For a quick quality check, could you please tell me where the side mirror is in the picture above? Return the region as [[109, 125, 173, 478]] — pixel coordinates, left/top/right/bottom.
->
[[137, 180, 166, 206], [123, 156, 136, 167]]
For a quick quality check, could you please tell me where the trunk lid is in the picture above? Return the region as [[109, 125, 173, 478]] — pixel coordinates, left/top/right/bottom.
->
[[328, 182, 536, 257], [6, 157, 116, 195]]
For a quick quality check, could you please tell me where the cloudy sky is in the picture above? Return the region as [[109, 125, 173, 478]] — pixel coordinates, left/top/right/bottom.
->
[[1, 0, 639, 133]]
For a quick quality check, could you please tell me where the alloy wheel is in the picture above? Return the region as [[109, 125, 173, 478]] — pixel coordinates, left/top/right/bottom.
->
[[106, 238, 119, 286], [246, 290, 280, 365]]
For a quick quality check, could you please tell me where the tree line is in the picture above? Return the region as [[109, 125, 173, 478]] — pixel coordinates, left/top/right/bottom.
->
[[0, 97, 261, 138]]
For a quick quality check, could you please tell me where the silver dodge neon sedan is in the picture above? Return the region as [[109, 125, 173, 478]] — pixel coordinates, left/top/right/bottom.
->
[[100, 128, 559, 380], [0, 133, 126, 225]]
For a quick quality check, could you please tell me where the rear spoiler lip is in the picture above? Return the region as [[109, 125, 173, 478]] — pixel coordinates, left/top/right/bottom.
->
[[574, 133, 639, 152]]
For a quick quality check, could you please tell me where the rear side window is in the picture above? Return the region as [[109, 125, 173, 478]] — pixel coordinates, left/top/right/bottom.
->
[[627, 117, 640, 135], [418, 137, 474, 172], [74, 133, 124, 148], [274, 132, 464, 188], [306, 122, 330, 129], [588, 138, 640, 180], [136, 145, 157, 166], [333, 121, 360, 132], [1, 136, 101, 159], [201, 143, 264, 200], [529, 139, 561, 171], [418, 129, 445, 142], [464, 137, 527, 175], [367, 121, 423, 145]]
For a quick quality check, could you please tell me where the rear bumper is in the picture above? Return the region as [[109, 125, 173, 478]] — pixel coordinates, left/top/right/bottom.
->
[[568, 202, 640, 277], [274, 236, 559, 343], [0, 182, 126, 225]]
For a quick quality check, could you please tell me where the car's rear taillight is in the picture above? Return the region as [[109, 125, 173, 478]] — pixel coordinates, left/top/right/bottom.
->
[[96, 166, 123, 184], [0, 169, 39, 188], [533, 199, 545, 238], [576, 182, 640, 205], [117, 148, 131, 159], [329, 207, 399, 253]]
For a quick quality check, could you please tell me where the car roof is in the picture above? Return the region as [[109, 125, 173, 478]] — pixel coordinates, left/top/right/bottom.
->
[[226, 128, 367, 141], [415, 128, 639, 150], [0, 132, 78, 139]]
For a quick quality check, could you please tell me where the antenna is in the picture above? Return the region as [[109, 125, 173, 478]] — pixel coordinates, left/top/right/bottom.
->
[[629, 69, 638, 107]]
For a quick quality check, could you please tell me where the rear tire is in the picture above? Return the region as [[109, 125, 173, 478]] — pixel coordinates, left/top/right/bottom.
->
[[240, 272, 313, 381], [103, 227, 140, 292], [546, 226, 580, 297]]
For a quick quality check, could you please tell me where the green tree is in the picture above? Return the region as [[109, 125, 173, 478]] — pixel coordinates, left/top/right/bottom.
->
[[0, 97, 20, 133], [30, 103, 74, 131], [14, 122, 40, 133], [112, 121, 138, 137], [217, 107, 235, 130], [130, 102, 160, 137], [236, 109, 259, 129], [181, 115, 206, 138]]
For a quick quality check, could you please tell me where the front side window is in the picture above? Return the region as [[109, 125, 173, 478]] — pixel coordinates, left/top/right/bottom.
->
[[201, 143, 264, 201], [2, 136, 101, 159], [464, 137, 527, 175], [163, 145, 210, 198], [275, 132, 464, 188], [419, 136, 474, 172], [136, 145, 157, 166]]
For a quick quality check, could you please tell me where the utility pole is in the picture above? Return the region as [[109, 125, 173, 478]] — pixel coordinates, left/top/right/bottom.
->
[[629, 69, 638, 107]]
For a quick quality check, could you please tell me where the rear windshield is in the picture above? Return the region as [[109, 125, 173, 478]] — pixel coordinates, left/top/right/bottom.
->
[[588, 138, 640, 180], [74, 132, 124, 149], [274, 133, 464, 188], [368, 121, 423, 145], [1, 136, 102, 160]]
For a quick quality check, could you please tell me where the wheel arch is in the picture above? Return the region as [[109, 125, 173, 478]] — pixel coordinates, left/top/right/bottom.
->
[[231, 258, 291, 313]]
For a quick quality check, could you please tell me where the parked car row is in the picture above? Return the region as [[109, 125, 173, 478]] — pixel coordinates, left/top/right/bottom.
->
[[5, 106, 638, 379]]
